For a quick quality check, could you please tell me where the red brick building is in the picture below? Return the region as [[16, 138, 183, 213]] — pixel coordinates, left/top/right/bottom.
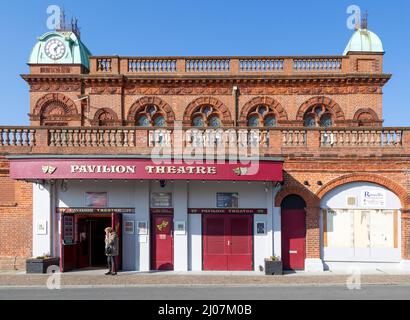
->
[[0, 23, 409, 272]]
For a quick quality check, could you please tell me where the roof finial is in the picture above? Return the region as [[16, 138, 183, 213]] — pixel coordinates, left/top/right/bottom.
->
[[56, 7, 66, 31], [361, 10, 368, 30]]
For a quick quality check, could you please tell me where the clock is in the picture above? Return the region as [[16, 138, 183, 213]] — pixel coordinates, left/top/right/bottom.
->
[[44, 39, 66, 60]]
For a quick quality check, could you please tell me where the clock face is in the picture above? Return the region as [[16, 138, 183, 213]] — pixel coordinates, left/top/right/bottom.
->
[[45, 39, 66, 60]]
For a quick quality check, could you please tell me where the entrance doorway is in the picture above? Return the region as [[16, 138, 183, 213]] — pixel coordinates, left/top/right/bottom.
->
[[281, 195, 307, 271], [203, 215, 253, 271], [78, 218, 112, 268], [60, 213, 122, 273], [151, 214, 174, 271]]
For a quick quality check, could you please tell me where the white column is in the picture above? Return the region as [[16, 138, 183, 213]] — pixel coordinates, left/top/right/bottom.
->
[[189, 214, 202, 271], [174, 181, 188, 271], [273, 207, 282, 259], [33, 183, 53, 257], [135, 181, 150, 272]]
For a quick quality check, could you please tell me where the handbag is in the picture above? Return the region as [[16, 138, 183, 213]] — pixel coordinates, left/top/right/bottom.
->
[[105, 246, 113, 255]]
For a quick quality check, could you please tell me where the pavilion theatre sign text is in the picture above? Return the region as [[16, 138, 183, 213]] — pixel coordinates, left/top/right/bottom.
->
[[70, 165, 218, 175], [9, 159, 283, 182]]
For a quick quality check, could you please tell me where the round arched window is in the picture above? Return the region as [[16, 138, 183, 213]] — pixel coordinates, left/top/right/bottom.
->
[[303, 105, 334, 128], [135, 105, 167, 127], [247, 105, 277, 127], [191, 106, 221, 127]]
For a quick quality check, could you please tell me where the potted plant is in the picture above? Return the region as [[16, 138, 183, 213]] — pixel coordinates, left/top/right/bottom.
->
[[26, 254, 60, 274], [264, 256, 283, 276]]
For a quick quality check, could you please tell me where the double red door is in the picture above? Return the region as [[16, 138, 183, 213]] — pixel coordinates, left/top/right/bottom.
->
[[151, 215, 174, 271], [203, 215, 253, 271], [281, 210, 306, 270]]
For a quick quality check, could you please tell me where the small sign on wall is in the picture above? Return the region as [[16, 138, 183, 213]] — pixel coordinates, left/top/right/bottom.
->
[[137, 221, 148, 235], [175, 221, 186, 235], [36, 220, 48, 235], [124, 221, 135, 235], [256, 222, 266, 235], [85, 192, 108, 208], [361, 190, 386, 208]]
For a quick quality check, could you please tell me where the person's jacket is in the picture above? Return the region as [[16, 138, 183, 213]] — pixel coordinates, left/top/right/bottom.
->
[[105, 232, 119, 257]]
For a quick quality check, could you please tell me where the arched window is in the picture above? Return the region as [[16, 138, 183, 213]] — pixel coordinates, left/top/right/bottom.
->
[[303, 105, 333, 128], [135, 105, 166, 127], [97, 111, 116, 126], [247, 105, 277, 127], [191, 105, 221, 127]]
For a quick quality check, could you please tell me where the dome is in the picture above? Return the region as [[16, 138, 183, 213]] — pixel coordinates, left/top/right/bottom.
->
[[343, 28, 384, 55], [29, 31, 92, 70]]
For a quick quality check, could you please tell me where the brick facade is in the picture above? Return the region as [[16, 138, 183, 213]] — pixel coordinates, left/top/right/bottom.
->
[[0, 35, 409, 270]]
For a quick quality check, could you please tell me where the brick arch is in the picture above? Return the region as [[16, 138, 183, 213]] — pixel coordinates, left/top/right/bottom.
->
[[184, 97, 233, 125], [93, 108, 119, 121], [296, 96, 345, 121], [317, 174, 410, 211], [91, 108, 120, 126], [353, 108, 379, 121], [33, 93, 78, 116], [127, 97, 175, 123], [240, 97, 288, 123], [275, 186, 320, 208]]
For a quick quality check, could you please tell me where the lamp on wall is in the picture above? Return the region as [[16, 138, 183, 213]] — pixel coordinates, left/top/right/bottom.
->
[[160, 180, 167, 188]]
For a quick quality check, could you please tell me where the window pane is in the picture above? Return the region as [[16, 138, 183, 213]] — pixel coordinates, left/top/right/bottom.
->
[[209, 116, 221, 127], [138, 116, 150, 127], [320, 115, 333, 128], [192, 116, 204, 127], [147, 105, 157, 116], [264, 116, 276, 127], [304, 116, 316, 127], [248, 116, 260, 127], [154, 116, 166, 127]]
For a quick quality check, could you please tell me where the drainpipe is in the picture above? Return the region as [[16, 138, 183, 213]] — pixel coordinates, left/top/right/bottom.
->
[[233, 86, 239, 126]]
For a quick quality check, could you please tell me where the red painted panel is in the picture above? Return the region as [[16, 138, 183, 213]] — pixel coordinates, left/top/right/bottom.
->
[[203, 215, 253, 271], [281, 210, 306, 270], [10, 159, 283, 182], [227, 216, 253, 271], [151, 215, 174, 271], [203, 216, 228, 270]]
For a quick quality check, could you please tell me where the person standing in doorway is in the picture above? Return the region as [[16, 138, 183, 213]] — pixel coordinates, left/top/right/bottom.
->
[[105, 227, 119, 276]]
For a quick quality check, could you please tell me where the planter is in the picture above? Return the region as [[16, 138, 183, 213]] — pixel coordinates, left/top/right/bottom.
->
[[264, 260, 283, 276], [26, 258, 60, 274]]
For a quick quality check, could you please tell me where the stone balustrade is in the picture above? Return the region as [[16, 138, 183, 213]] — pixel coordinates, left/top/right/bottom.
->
[[89, 56, 360, 76], [0, 127, 408, 156]]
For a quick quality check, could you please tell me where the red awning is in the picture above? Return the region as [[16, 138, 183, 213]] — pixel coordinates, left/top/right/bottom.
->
[[9, 158, 283, 182]]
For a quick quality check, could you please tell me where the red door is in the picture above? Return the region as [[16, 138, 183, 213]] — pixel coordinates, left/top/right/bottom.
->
[[281, 210, 306, 270], [151, 215, 174, 271], [203, 215, 253, 271]]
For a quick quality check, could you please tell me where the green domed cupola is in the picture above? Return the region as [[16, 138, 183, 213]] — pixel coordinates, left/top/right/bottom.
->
[[29, 27, 92, 70], [343, 15, 384, 55]]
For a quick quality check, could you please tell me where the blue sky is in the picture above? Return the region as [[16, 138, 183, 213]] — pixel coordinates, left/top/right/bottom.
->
[[0, 0, 409, 126]]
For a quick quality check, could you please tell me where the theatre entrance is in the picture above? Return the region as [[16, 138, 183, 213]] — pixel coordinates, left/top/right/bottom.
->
[[77, 217, 112, 268], [60, 212, 122, 272]]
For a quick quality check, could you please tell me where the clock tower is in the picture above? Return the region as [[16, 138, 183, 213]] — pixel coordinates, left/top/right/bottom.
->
[[23, 19, 92, 126]]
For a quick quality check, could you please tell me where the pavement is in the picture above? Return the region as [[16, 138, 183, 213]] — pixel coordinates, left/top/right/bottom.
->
[[0, 269, 410, 288]]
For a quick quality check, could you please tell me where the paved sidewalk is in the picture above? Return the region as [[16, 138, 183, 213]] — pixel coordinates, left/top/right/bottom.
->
[[0, 270, 410, 288]]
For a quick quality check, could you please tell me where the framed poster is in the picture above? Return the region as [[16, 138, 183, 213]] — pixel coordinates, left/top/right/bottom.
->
[[36, 220, 48, 235], [124, 221, 135, 235], [175, 221, 186, 235], [256, 222, 266, 235], [217, 193, 239, 208], [361, 191, 386, 208], [151, 193, 173, 208], [85, 192, 108, 208], [137, 221, 148, 235], [63, 216, 74, 245]]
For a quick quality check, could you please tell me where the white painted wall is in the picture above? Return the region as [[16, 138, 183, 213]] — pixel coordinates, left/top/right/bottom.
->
[[32, 183, 52, 257], [173, 181, 189, 271]]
